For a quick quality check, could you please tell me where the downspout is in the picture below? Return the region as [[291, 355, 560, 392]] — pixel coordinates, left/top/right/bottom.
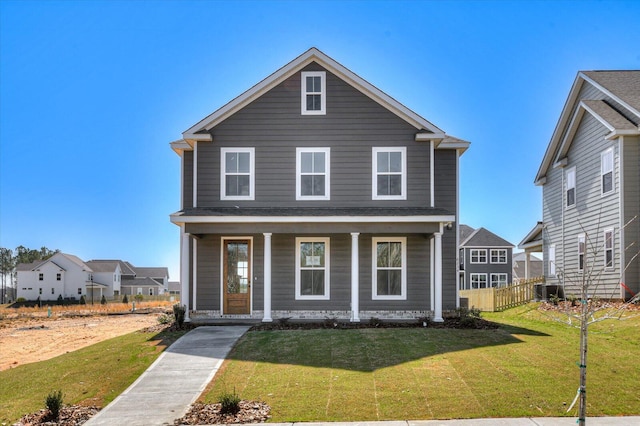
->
[[618, 136, 625, 299]]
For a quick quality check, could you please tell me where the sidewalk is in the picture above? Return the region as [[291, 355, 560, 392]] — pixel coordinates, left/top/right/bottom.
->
[[83, 326, 250, 426], [83, 325, 638, 426]]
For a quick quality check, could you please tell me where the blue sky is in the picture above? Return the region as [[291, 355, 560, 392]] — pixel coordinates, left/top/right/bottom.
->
[[1, 0, 639, 279]]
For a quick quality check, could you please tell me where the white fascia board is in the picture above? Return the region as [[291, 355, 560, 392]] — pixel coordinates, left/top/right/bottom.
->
[[606, 128, 640, 140], [518, 240, 544, 251], [170, 139, 192, 156], [183, 47, 444, 135], [183, 133, 212, 142], [170, 214, 456, 225], [553, 104, 586, 165], [579, 72, 640, 121], [416, 132, 445, 142], [437, 140, 470, 155]]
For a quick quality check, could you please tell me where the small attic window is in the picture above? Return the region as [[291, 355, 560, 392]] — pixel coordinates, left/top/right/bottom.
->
[[301, 71, 326, 115]]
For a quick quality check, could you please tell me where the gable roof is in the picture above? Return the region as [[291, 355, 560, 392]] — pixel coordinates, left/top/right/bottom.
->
[[459, 224, 476, 242], [17, 253, 91, 272], [535, 70, 640, 185], [132, 266, 169, 279], [460, 227, 514, 248], [518, 221, 544, 251], [85, 260, 120, 273], [173, 47, 469, 153]]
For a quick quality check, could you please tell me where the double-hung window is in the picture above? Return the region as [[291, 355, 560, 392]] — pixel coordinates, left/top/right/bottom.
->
[[296, 148, 330, 200], [295, 237, 330, 300], [490, 249, 507, 264], [470, 249, 487, 264], [490, 273, 508, 287], [566, 167, 576, 208], [373, 147, 406, 200], [601, 149, 614, 195], [372, 237, 407, 300], [39, 273, 43, 281], [301, 71, 326, 115], [604, 229, 614, 269], [548, 244, 556, 276], [221, 148, 254, 200], [578, 234, 586, 271], [470, 273, 487, 289]]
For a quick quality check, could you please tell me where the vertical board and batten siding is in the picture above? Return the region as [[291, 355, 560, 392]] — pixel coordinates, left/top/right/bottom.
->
[[623, 136, 640, 294], [195, 62, 433, 208]]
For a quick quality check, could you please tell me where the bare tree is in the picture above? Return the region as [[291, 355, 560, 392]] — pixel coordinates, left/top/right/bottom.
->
[[544, 216, 639, 425]]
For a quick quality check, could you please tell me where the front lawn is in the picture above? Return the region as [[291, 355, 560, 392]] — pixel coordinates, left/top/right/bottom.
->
[[202, 304, 640, 421]]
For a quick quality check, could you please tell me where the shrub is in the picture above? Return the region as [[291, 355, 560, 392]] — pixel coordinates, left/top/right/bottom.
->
[[100, 295, 107, 305], [456, 307, 482, 328], [218, 389, 241, 414], [57, 294, 63, 305], [16, 297, 26, 302], [369, 317, 383, 327], [158, 313, 173, 324], [79, 295, 86, 305], [122, 294, 128, 304], [134, 294, 144, 302], [173, 304, 186, 328], [45, 390, 64, 420]]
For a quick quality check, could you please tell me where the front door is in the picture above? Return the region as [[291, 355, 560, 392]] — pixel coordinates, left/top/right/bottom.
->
[[223, 239, 251, 314]]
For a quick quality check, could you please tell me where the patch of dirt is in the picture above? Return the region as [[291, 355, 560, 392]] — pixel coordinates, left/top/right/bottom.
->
[[538, 300, 640, 314], [174, 401, 270, 425], [14, 405, 100, 426], [0, 313, 165, 371]]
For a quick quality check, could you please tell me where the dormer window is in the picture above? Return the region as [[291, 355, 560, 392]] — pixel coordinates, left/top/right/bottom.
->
[[301, 71, 326, 115]]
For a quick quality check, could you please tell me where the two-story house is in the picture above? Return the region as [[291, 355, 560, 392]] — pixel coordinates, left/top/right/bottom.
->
[[521, 71, 640, 299], [170, 48, 469, 323], [458, 225, 514, 290]]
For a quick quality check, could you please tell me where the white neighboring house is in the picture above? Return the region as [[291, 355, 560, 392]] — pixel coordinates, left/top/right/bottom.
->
[[85, 260, 123, 300], [16, 253, 93, 301]]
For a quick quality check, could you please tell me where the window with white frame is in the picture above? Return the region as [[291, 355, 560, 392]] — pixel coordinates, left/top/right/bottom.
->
[[372, 147, 406, 200], [566, 167, 576, 208], [296, 237, 330, 300], [578, 234, 585, 271], [548, 244, 556, 276], [470, 249, 487, 264], [490, 273, 508, 287], [372, 237, 407, 299], [296, 148, 330, 200], [221, 148, 255, 200], [301, 71, 326, 115], [604, 229, 614, 269], [490, 249, 507, 264], [470, 273, 487, 289], [601, 149, 614, 195], [39, 273, 43, 281]]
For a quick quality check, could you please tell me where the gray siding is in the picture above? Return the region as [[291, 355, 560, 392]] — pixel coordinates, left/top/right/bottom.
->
[[623, 136, 640, 294], [461, 248, 513, 287], [183, 151, 193, 209], [195, 63, 437, 209]]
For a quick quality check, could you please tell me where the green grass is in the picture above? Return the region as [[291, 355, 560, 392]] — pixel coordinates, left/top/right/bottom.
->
[[202, 305, 640, 421], [0, 328, 186, 424]]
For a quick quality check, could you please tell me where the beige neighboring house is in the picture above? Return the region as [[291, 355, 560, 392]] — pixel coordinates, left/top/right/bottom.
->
[[119, 263, 169, 296]]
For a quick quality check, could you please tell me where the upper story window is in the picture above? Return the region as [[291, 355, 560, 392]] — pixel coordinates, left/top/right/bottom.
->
[[566, 166, 576, 208], [296, 148, 330, 200], [490, 249, 507, 264], [578, 234, 585, 271], [56, 273, 61, 281], [372, 147, 406, 200], [604, 229, 614, 269], [470, 249, 487, 264], [221, 148, 255, 200], [39, 273, 43, 281], [601, 149, 614, 195], [548, 244, 556, 276], [372, 237, 407, 300], [295, 237, 330, 300], [301, 71, 326, 115]]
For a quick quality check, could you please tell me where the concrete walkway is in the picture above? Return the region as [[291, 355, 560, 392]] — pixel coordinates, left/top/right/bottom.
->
[[84, 326, 250, 426], [83, 325, 639, 426]]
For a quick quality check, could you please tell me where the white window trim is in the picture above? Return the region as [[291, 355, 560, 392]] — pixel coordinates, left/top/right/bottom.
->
[[296, 147, 330, 200], [372, 237, 407, 300], [604, 229, 614, 270], [470, 273, 487, 289], [470, 249, 487, 264], [578, 234, 586, 271], [372, 147, 407, 200], [301, 71, 326, 115], [566, 166, 576, 208], [220, 148, 255, 200], [490, 273, 508, 287], [601, 148, 614, 195], [548, 244, 556, 277], [295, 237, 330, 300], [490, 249, 507, 264]]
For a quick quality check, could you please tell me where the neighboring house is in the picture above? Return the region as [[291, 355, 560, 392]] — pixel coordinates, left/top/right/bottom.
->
[[170, 48, 470, 323], [16, 254, 170, 301], [168, 281, 181, 297], [16, 252, 93, 301], [458, 225, 514, 290], [512, 252, 542, 282], [521, 71, 640, 299]]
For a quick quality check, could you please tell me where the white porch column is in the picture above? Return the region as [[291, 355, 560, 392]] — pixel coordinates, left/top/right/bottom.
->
[[433, 230, 444, 322], [350, 232, 360, 322], [180, 227, 191, 322], [263, 233, 273, 322], [525, 252, 531, 279]]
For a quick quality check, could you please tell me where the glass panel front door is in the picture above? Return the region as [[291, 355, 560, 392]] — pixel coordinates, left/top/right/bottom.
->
[[224, 240, 251, 314]]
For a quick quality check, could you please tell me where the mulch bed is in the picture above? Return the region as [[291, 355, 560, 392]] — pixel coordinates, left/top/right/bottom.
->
[[14, 405, 100, 426], [174, 401, 270, 425], [250, 316, 499, 331]]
